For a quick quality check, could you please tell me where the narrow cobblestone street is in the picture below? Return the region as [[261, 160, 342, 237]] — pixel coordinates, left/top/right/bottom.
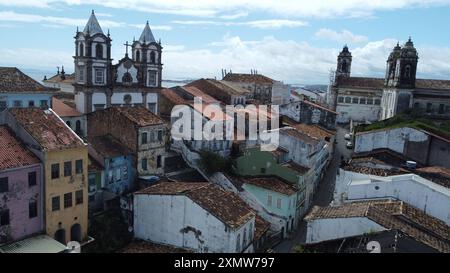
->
[[274, 125, 351, 253]]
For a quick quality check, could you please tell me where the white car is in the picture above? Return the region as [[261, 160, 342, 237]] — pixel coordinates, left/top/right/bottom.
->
[[346, 141, 354, 149], [344, 133, 352, 140]]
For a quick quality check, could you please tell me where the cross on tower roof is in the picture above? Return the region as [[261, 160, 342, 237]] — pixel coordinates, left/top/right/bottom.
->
[[124, 41, 131, 57]]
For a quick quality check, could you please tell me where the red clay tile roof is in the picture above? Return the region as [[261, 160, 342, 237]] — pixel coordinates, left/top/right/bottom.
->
[[282, 123, 334, 144], [161, 88, 188, 105], [88, 135, 133, 158], [187, 78, 247, 97], [335, 76, 450, 91], [254, 215, 270, 241], [119, 240, 192, 253], [281, 161, 310, 175], [416, 166, 450, 177], [223, 73, 274, 84], [45, 73, 75, 84], [52, 97, 82, 117], [9, 108, 85, 151], [136, 182, 255, 228], [182, 86, 221, 104], [301, 99, 338, 115], [243, 176, 297, 196], [0, 126, 40, 171], [335, 77, 384, 90], [0, 67, 55, 93], [114, 106, 164, 127], [305, 200, 450, 253]]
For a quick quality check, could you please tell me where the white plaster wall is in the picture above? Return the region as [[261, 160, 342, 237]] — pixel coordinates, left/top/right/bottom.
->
[[306, 217, 386, 244], [134, 194, 254, 253], [111, 92, 142, 105], [92, 92, 107, 111], [75, 91, 85, 113], [336, 103, 381, 124], [116, 64, 138, 84], [338, 171, 450, 225], [354, 127, 429, 154]]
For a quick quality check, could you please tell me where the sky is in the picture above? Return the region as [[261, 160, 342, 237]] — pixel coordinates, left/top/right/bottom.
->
[[1, 0, 450, 85]]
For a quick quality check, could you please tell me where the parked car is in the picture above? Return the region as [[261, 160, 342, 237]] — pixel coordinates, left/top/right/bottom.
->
[[344, 133, 352, 140], [346, 141, 354, 149]]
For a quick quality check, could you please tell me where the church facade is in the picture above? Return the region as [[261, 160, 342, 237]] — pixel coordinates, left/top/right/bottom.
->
[[330, 38, 450, 123], [73, 11, 162, 114]]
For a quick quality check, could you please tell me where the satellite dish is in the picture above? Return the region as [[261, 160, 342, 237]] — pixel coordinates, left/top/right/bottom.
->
[[67, 241, 81, 253]]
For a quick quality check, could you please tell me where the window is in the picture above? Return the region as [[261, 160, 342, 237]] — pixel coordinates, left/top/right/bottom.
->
[[75, 120, 81, 134], [426, 103, 432, 113], [28, 172, 37, 187], [28, 101, 35, 107], [95, 68, 104, 84], [148, 103, 156, 113], [141, 132, 148, 144], [51, 163, 60, 179], [150, 132, 155, 142], [267, 195, 272, 206], [414, 102, 420, 109], [29, 201, 37, 218], [123, 94, 132, 105], [277, 198, 282, 209], [0, 101, 6, 111], [79, 43, 84, 56], [243, 228, 247, 247], [75, 160, 83, 174], [95, 43, 103, 59], [135, 50, 141, 62], [93, 104, 105, 111], [375, 99, 381, 105], [405, 65, 411, 78], [150, 51, 156, 64], [157, 130, 163, 141], [115, 168, 121, 182], [344, 97, 351, 103], [156, 155, 162, 168], [66, 121, 72, 128], [0, 177, 8, 193], [359, 98, 366, 104], [78, 66, 85, 82], [75, 190, 83, 205], [52, 196, 60, 211], [40, 100, 48, 109], [439, 104, 445, 114], [64, 161, 72, 177], [249, 223, 253, 242], [236, 234, 241, 252], [13, 100, 23, 107], [352, 97, 358, 104], [64, 192, 72, 208], [367, 98, 374, 105], [141, 158, 148, 171], [122, 72, 132, 83], [148, 70, 157, 86], [0, 210, 9, 226]]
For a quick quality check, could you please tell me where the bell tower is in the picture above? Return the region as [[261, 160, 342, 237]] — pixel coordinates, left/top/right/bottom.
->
[[336, 45, 352, 78], [74, 10, 112, 87]]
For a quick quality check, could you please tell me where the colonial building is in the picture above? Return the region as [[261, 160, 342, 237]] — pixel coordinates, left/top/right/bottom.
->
[[330, 39, 450, 123], [133, 182, 257, 253], [87, 106, 167, 177], [0, 67, 55, 111], [73, 11, 162, 114], [0, 108, 89, 245], [51, 97, 86, 137], [0, 126, 43, 244], [43, 67, 75, 94]]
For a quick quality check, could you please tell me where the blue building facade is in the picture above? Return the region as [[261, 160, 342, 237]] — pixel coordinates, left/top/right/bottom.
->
[[103, 154, 136, 195]]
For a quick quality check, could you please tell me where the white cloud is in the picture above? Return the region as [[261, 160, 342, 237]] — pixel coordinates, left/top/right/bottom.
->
[[315, 28, 368, 43], [2, 37, 450, 84], [0, 0, 449, 18], [172, 19, 308, 29], [219, 11, 249, 20], [0, 11, 125, 28]]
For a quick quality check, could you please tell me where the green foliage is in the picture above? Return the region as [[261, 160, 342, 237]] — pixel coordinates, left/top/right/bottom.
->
[[198, 150, 231, 174], [85, 209, 133, 253]]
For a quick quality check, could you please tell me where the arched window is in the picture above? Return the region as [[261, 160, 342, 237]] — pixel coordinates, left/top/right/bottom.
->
[[150, 51, 156, 64], [79, 43, 84, 57], [236, 234, 241, 252], [341, 60, 347, 72], [76, 120, 81, 133], [96, 44, 103, 59], [405, 65, 411, 78], [136, 50, 141, 62], [122, 72, 132, 83]]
